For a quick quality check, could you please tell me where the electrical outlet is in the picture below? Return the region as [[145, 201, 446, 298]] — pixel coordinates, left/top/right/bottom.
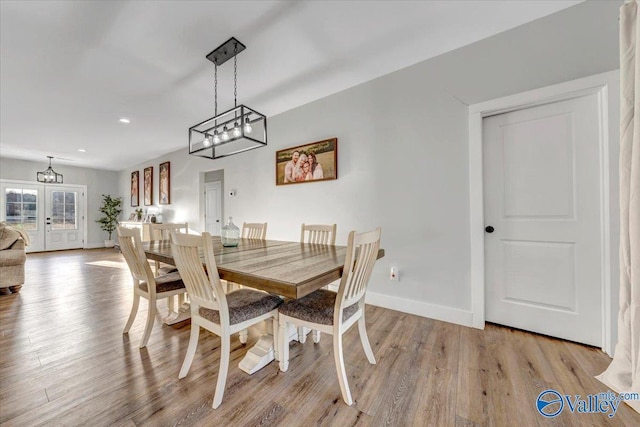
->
[[390, 267, 398, 281]]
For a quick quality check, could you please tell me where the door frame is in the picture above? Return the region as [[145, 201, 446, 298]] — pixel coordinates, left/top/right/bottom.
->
[[204, 180, 223, 235], [0, 179, 88, 252], [198, 169, 224, 233], [468, 70, 618, 355]]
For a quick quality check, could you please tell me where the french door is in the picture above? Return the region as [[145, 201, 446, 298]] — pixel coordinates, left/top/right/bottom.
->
[[1, 180, 85, 252]]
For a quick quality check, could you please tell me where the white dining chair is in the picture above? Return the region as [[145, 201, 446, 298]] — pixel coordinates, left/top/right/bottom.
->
[[117, 226, 186, 348], [150, 222, 189, 241], [298, 223, 337, 344], [241, 222, 267, 239], [233, 221, 268, 344], [300, 223, 336, 245], [278, 228, 381, 405], [228, 220, 267, 299], [170, 231, 282, 409], [149, 222, 188, 275]]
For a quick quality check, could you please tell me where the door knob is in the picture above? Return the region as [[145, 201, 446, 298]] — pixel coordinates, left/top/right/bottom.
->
[[485, 226, 494, 233]]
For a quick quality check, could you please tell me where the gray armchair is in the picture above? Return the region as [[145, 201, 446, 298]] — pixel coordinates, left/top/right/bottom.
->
[[0, 223, 28, 294]]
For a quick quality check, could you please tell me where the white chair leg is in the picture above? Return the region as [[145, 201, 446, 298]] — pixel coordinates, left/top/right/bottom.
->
[[297, 326, 307, 343], [279, 317, 289, 372], [179, 324, 200, 379], [140, 298, 156, 348], [123, 293, 140, 334], [272, 317, 280, 362], [239, 328, 248, 344], [312, 330, 321, 344], [358, 315, 376, 364], [333, 333, 353, 405], [167, 295, 175, 315], [212, 334, 231, 409]]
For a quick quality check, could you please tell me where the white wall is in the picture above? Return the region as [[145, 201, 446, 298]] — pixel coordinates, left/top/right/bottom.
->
[[0, 157, 120, 247], [117, 1, 621, 326]]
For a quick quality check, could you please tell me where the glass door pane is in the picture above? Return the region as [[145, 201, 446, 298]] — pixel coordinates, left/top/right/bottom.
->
[[0, 181, 45, 252], [4, 188, 39, 231], [50, 191, 78, 230]]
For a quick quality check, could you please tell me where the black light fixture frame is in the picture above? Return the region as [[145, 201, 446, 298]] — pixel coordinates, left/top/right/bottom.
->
[[37, 156, 63, 184], [189, 37, 267, 160]]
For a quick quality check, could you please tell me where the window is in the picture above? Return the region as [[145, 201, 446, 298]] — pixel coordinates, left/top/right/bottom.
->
[[5, 188, 38, 230], [51, 191, 77, 230]]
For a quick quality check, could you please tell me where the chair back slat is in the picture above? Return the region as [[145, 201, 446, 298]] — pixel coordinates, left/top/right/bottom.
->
[[242, 222, 267, 240], [150, 223, 188, 241], [300, 223, 336, 245], [337, 228, 381, 311], [117, 226, 156, 292], [171, 232, 226, 313]]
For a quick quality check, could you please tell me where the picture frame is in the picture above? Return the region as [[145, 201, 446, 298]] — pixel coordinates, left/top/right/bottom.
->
[[143, 166, 153, 206], [159, 161, 170, 205], [131, 171, 139, 207], [276, 137, 338, 185], [128, 213, 136, 221]]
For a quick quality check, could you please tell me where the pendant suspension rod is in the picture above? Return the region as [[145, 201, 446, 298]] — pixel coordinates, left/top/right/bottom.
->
[[214, 64, 218, 117], [234, 43, 238, 108]]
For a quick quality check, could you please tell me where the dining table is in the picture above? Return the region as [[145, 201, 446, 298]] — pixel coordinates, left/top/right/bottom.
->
[[142, 235, 385, 374]]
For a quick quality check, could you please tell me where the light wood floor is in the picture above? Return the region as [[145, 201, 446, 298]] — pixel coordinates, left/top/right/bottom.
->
[[1, 249, 638, 426]]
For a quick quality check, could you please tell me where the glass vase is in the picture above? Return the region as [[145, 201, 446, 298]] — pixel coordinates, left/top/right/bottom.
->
[[221, 216, 240, 247]]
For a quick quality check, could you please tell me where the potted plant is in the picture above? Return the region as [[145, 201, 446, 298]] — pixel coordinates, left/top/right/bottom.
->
[[96, 194, 123, 247]]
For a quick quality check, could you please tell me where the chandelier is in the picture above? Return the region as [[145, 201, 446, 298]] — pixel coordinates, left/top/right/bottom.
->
[[36, 156, 63, 183], [189, 37, 267, 159]]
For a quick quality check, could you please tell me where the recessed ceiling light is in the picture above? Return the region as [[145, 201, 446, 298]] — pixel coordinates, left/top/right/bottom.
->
[[119, 118, 131, 124], [77, 149, 86, 153]]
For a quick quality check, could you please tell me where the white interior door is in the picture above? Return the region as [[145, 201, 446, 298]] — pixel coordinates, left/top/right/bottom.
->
[[205, 181, 222, 236], [45, 185, 84, 251], [483, 93, 602, 346], [1, 181, 45, 252]]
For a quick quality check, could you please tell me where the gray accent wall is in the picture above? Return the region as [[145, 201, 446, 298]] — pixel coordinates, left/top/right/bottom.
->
[[115, 0, 620, 324], [0, 157, 120, 247]]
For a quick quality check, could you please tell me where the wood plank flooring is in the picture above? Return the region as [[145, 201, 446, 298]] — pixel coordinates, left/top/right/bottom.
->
[[1, 249, 638, 426]]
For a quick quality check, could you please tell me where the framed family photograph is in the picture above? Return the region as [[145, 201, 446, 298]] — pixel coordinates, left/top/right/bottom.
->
[[143, 166, 153, 206], [276, 137, 337, 186], [159, 161, 170, 205], [131, 171, 139, 207]]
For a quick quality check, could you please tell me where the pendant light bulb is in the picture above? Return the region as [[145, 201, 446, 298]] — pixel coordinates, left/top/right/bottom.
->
[[232, 122, 241, 137], [203, 135, 211, 147], [221, 126, 229, 141], [244, 120, 252, 134], [212, 131, 221, 145]]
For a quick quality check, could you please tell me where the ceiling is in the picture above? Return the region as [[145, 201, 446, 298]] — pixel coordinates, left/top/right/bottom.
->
[[0, 0, 582, 171]]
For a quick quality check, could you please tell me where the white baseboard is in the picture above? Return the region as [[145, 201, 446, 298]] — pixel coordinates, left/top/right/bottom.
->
[[85, 243, 109, 249], [365, 291, 474, 328]]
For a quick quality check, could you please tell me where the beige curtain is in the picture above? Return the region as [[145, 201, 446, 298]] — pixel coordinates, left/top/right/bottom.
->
[[596, 0, 640, 413]]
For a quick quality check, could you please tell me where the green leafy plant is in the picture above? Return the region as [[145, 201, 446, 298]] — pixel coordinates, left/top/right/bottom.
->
[[96, 194, 123, 240]]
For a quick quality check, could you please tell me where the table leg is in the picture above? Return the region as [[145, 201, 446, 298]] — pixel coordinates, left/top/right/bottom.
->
[[239, 323, 306, 374], [239, 335, 275, 374], [163, 294, 190, 325]]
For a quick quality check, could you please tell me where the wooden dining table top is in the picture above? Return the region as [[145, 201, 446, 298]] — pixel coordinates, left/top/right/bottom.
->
[[142, 236, 385, 300]]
